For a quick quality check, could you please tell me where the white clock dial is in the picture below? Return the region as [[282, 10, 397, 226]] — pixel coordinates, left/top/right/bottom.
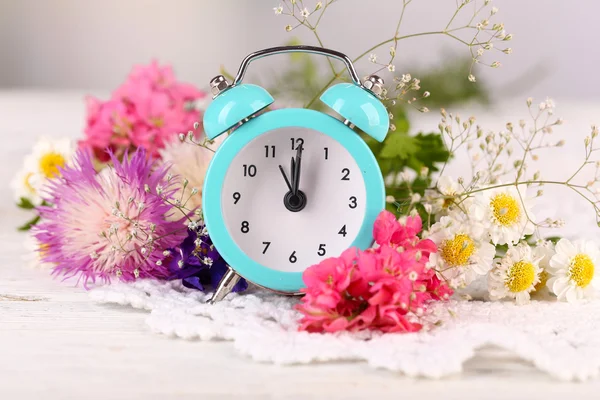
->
[[221, 127, 367, 272]]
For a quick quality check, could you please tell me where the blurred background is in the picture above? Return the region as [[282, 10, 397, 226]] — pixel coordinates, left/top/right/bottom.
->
[[0, 0, 597, 102], [1, 0, 599, 237]]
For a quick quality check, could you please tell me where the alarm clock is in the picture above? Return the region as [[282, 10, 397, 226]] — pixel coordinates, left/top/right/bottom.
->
[[202, 46, 389, 302]]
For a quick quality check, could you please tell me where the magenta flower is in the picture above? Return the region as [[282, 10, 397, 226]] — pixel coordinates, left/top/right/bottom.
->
[[296, 211, 452, 334], [80, 61, 205, 162], [34, 148, 188, 286]]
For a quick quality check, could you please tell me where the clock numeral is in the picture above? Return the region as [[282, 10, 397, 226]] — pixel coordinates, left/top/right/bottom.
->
[[338, 225, 347, 237], [348, 196, 357, 209], [324, 147, 329, 160], [341, 168, 350, 181], [233, 192, 241, 204], [289, 251, 297, 263], [262, 241, 271, 254], [241, 221, 250, 234], [264, 145, 276, 158], [317, 244, 327, 256], [243, 164, 257, 177], [290, 137, 304, 150]]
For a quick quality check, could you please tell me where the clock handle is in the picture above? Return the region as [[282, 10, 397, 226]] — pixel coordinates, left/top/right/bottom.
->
[[232, 45, 361, 87], [208, 267, 242, 304]]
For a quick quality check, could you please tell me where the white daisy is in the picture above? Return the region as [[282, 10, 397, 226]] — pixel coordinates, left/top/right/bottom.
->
[[531, 240, 555, 292], [10, 167, 42, 205], [427, 211, 496, 288], [472, 184, 535, 245], [12, 137, 75, 205], [488, 243, 542, 305], [424, 176, 463, 215], [546, 239, 600, 303]]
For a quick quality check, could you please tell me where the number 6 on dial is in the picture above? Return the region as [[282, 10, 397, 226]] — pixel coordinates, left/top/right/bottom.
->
[[202, 46, 389, 302]]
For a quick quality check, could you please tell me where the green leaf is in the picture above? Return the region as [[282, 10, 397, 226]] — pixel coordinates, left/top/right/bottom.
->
[[17, 197, 35, 210], [18, 215, 41, 231], [380, 132, 419, 159], [411, 132, 451, 172]]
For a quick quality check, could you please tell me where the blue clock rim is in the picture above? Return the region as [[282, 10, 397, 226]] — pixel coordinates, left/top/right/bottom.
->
[[203, 108, 385, 293]]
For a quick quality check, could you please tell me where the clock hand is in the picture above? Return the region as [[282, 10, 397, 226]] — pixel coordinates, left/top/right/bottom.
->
[[278, 165, 293, 192], [292, 145, 302, 195]]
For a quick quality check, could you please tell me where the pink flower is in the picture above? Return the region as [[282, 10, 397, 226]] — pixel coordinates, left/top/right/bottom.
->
[[34, 148, 188, 287], [373, 210, 422, 248], [296, 210, 453, 334], [80, 61, 205, 162]]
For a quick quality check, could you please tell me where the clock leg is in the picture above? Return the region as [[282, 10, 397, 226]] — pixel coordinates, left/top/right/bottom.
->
[[208, 267, 242, 304]]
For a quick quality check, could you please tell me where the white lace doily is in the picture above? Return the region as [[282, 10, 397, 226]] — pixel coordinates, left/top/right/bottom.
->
[[90, 279, 600, 382]]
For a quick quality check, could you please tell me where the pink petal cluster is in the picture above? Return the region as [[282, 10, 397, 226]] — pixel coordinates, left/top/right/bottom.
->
[[34, 148, 188, 286], [80, 61, 205, 162], [296, 211, 452, 334]]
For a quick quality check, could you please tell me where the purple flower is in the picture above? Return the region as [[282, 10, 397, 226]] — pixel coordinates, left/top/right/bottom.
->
[[34, 148, 188, 286], [166, 226, 247, 292]]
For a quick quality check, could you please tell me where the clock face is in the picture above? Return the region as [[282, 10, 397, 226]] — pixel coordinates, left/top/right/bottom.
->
[[221, 127, 367, 273]]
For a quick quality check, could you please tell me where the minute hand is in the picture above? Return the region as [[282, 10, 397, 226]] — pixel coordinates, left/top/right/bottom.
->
[[292, 145, 302, 195]]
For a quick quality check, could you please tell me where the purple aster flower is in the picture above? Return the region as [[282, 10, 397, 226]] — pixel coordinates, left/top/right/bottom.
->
[[34, 148, 188, 286], [166, 226, 247, 292]]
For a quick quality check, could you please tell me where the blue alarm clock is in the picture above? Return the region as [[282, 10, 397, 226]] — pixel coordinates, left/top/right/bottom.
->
[[202, 46, 389, 302]]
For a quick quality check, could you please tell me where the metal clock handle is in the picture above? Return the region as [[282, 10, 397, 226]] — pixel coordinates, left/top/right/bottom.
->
[[232, 45, 362, 87]]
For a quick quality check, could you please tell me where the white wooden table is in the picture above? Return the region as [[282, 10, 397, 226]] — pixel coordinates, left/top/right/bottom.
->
[[1, 92, 600, 399]]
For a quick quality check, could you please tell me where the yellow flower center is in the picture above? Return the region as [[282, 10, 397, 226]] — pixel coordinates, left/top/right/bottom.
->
[[39, 152, 66, 178], [150, 117, 164, 128], [441, 234, 475, 267], [505, 261, 536, 292], [490, 193, 521, 226], [23, 172, 36, 194], [442, 198, 454, 209], [569, 254, 594, 288], [534, 270, 549, 292]]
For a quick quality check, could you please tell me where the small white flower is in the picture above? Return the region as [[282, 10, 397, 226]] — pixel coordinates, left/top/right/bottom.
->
[[368, 53, 377, 63], [471, 184, 535, 245], [426, 211, 496, 288], [546, 239, 600, 302], [273, 5, 283, 14], [468, 74, 476, 82], [424, 176, 463, 214], [488, 243, 542, 305], [401, 73, 411, 83], [12, 137, 75, 206], [423, 91, 430, 98], [387, 64, 396, 72], [477, 48, 485, 56], [203, 257, 214, 266], [300, 7, 310, 18], [491, 6, 498, 14]]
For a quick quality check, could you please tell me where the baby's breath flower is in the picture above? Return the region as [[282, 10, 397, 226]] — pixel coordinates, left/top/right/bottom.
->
[[369, 53, 377, 63], [300, 7, 310, 18], [387, 64, 396, 72], [468, 74, 476, 82], [285, 24, 293, 32], [273, 4, 283, 14]]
